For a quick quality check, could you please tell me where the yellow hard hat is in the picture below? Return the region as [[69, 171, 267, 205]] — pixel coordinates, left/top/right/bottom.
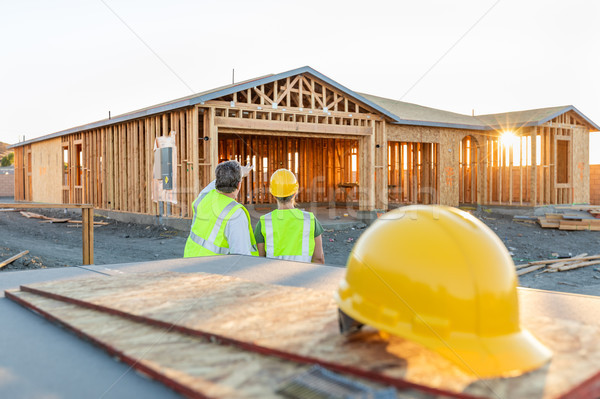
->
[[269, 169, 299, 197], [335, 205, 551, 378]]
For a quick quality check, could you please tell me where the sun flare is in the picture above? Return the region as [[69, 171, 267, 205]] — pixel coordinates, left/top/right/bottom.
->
[[500, 130, 518, 147]]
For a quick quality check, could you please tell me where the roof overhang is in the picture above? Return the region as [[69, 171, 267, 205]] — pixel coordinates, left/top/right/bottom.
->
[[478, 106, 600, 132], [391, 119, 489, 131], [531, 106, 599, 131], [9, 70, 599, 149], [10, 66, 400, 148]]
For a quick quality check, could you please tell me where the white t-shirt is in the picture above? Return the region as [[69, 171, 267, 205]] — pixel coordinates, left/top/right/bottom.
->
[[198, 181, 254, 256]]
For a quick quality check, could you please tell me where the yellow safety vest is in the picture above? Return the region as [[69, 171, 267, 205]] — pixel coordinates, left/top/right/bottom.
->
[[260, 209, 315, 262], [184, 189, 258, 257]]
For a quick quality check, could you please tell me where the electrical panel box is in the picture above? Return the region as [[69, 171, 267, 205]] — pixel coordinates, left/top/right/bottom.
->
[[161, 147, 173, 190]]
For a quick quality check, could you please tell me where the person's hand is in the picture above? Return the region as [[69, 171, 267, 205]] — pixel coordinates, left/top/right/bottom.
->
[[241, 164, 254, 178]]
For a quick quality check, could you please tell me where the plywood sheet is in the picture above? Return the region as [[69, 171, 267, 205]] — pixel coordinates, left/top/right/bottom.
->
[[6, 290, 310, 399], [16, 272, 600, 398], [31, 137, 63, 203]]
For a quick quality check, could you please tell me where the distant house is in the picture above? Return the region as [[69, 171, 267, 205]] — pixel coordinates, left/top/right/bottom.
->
[[0, 165, 15, 198], [10, 66, 599, 219]]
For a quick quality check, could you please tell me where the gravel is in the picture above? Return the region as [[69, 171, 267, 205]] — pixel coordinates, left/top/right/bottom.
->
[[1, 206, 599, 296]]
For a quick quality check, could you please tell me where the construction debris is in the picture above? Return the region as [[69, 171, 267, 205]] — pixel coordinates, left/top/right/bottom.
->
[[513, 215, 538, 225], [536, 206, 600, 230], [67, 220, 109, 226], [516, 253, 600, 276], [0, 250, 29, 269], [20, 211, 46, 219], [19, 210, 108, 225]]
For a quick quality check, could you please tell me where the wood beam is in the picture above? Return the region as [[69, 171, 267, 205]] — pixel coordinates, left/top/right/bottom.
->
[[253, 87, 273, 105], [207, 108, 218, 180], [192, 106, 200, 197], [218, 128, 354, 141], [208, 101, 378, 120], [530, 127, 537, 206], [327, 94, 344, 112], [214, 117, 372, 136], [274, 76, 300, 106], [298, 78, 303, 108]]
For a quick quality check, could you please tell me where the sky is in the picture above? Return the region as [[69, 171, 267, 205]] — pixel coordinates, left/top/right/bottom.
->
[[1, 0, 598, 163]]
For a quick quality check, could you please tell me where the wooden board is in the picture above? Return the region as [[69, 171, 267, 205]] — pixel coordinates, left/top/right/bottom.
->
[[10, 272, 600, 399]]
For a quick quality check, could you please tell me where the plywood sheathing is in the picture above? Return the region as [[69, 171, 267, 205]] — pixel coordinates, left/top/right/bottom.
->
[[573, 126, 590, 204], [30, 138, 62, 203], [590, 165, 600, 205], [13, 145, 26, 201]]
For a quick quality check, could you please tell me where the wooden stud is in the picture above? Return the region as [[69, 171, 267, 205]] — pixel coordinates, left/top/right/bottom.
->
[[509, 136, 513, 205], [530, 127, 537, 206], [82, 206, 94, 265], [545, 126, 551, 204]]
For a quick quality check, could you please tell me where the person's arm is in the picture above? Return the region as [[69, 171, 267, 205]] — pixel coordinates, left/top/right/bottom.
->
[[311, 235, 325, 264], [257, 243, 266, 257], [311, 218, 325, 264], [225, 208, 255, 256], [253, 220, 266, 257]]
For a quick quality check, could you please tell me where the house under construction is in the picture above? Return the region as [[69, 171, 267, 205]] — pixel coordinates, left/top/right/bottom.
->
[[11, 66, 599, 220]]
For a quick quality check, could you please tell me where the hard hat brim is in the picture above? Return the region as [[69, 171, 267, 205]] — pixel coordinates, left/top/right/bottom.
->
[[269, 182, 299, 198], [335, 291, 552, 378]]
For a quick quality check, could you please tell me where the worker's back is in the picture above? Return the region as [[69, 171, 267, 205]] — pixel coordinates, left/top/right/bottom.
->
[[259, 208, 316, 262]]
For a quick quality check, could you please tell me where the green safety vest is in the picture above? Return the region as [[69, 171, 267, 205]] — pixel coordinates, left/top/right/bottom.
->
[[184, 189, 258, 257], [260, 209, 315, 262]]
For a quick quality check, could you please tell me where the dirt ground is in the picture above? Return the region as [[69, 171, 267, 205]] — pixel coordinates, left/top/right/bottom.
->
[[1, 205, 599, 296]]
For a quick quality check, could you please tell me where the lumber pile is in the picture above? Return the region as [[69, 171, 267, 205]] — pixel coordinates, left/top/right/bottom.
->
[[537, 212, 600, 231], [19, 211, 108, 226], [516, 253, 600, 276]]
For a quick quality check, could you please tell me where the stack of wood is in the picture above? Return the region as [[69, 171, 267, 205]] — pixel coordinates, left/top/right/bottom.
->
[[19, 211, 108, 226], [517, 253, 600, 276], [6, 271, 600, 398], [537, 206, 600, 231]]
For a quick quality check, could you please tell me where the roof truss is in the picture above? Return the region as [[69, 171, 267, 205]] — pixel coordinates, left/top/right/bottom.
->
[[210, 73, 379, 117]]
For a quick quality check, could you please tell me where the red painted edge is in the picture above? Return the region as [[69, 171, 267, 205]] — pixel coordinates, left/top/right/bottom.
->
[[557, 370, 600, 399], [5, 290, 206, 399], [15, 285, 487, 399]]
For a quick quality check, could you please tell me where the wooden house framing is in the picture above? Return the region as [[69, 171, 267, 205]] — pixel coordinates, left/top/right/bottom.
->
[[11, 66, 599, 220]]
